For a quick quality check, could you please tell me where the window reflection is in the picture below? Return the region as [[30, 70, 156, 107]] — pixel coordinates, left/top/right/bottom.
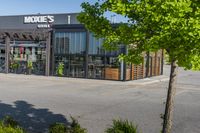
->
[[88, 56, 105, 79], [89, 34, 105, 55], [54, 55, 85, 78], [54, 32, 86, 54], [54, 31, 121, 80]]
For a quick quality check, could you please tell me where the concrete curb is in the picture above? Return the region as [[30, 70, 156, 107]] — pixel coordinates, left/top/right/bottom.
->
[[0, 73, 169, 86], [124, 75, 169, 86]]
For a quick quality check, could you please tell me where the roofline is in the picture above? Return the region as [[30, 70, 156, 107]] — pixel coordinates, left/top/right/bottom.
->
[[0, 12, 80, 17]]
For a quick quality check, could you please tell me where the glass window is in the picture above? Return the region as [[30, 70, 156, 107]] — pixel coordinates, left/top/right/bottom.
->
[[89, 33, 125, 56], [89, 33, 105, 55], [54, 32, 86, 54], [88, 56, 105, 79], [54, 55, 85, 78]]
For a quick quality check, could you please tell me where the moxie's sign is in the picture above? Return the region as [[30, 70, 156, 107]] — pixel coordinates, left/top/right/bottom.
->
[[24, 15, 54, 24]]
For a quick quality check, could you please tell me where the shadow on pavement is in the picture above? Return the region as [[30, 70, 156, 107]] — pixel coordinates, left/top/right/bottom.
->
[[0, 100, 68, 133]]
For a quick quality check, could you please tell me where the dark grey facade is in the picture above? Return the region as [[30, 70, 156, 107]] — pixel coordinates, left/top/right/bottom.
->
[[0, 13, 163, 81], [0, 13, 80, 29]]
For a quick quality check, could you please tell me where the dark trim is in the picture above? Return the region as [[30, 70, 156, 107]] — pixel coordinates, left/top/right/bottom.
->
[[123, 46, 127, 81], [85, 30, 89, 78], [50, 31, 54, 75], [161, 49, 164, 75], [130, 64, 133, 80], [150, 56, 153, 77], [52, 24, 86, 29], [54, 29, 86, 32], [45, 31, 51, 76], [145, 51, 150, 77]]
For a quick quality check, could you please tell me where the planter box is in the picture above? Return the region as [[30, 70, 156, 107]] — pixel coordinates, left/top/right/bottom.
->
[[105, 68, 119, 80], [126, 69, 131, 80]]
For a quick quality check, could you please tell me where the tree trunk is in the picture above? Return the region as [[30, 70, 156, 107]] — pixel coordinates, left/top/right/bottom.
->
[[162, 59, 178, 133]]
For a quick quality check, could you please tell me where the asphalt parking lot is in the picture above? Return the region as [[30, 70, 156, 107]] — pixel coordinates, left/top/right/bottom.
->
[[0, 66, 199, 133]]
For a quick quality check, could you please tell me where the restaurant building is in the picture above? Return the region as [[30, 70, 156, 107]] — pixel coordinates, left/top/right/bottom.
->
[[0, 13, 164, 81]]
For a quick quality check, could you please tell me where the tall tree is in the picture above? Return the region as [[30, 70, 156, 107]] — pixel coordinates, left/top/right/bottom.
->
[[77, 0, 200, 133]]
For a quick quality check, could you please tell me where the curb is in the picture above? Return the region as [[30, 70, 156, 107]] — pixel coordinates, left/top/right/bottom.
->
[[0, 73, 169, 85], [125, 76, 169, 86]]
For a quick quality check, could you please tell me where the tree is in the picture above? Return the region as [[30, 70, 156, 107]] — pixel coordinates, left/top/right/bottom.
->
[[77, 0, 200, 133]]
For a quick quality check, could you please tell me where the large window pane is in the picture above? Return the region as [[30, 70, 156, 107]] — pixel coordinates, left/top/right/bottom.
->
[[54, 32, 86, 54], [54, 55, 85, 78], [89, 33, 104, 55], [88, 56, 105, 79]]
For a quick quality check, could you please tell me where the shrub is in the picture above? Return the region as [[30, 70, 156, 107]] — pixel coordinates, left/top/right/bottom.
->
[[49, 116, 87, 133], [69, 117, 87, 133], [0, 116, 24, 133], [27, 60, 33, 70], [10, 61, 20, 71], [0, 124, 24, 133], [3, 116, 19, 128], [56, 62, 64, 76], [105, 119, 140, 133], [49, 123, 67, 133]]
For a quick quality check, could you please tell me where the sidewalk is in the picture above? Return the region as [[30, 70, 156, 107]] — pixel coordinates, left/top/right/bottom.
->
[[0, 72, 169, 86], [124, 75, 169, 86]]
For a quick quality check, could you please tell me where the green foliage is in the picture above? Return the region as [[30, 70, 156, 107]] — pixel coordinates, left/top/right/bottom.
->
[[0, 124, 24, 133], [105, 119, 140, 133], [49, 123, 67, 133], [69, 117, 87, 133], [56, 62, 64, 76], [191, 55, 200, 71], [164, 50, 171, 65], [27, 60, 33, 70], [3, 116, 19, 128], [10, 61, 20, 70], [78, 0, 200, 69], [0, 116, 24, 133], [49, 117, 87, 133]]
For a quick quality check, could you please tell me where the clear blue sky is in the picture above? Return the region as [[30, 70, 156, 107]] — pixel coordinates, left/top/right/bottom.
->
[[0, 0, 126, 22], [0, 0, 95, 15]]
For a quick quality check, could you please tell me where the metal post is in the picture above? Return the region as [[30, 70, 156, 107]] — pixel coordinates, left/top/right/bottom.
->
[[161, 49, 164, 75], [145, 51, 150, 77], [122, 45, 128, 81], [155, 52, 158, 75], [120, 60, 124, 81], [123, 60, 126, 81], [51, 30, 55, 75], [45, 32, 51, 76], [5, 36, 10, 74], [85, 30, 89, 78]]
